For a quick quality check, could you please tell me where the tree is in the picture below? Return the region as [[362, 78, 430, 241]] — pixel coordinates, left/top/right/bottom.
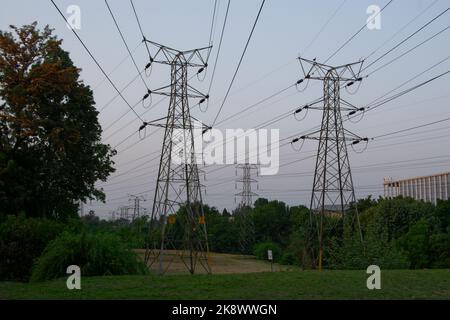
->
[[287, 205, 315, 268], [253, 199, 292, 247], [397, 219, 430, 269], [0, 23, 115, 219], [434, 199, 450, 231]]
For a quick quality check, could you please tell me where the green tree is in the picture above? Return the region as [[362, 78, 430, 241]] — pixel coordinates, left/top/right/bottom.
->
[[429, 227, 450, 268], [434, 199, 450, 231], [206, 206, 239, 253], [234, 205, 255, 254], [369, 197, 434, 242], [287, 205, 315, 268], [253, 198, 292, 247], [0, 23, 115, 219], [397, 219, 431, 268]]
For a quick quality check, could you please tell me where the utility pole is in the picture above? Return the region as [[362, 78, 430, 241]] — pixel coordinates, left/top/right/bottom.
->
[[292, 57, 367, 270], [235, 163, 259, 254], [141, 40, 211, 275]]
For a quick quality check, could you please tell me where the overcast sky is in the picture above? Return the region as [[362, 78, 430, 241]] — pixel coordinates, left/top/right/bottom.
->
[[2, 0, 450, 219]]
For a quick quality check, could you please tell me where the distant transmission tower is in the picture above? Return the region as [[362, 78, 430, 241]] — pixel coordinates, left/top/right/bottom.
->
[[292, 57, 367, 270], [129, 194, 145, 221], [235, 163, 259, 207], [235, 163, 259, 253], [141, 40, 211, 275], [119, 206, 131, 220]]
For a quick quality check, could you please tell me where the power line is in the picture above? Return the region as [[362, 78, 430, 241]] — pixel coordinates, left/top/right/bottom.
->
[[324, 0, 395, 63], [130, 0, 153, 62], [109, 67, 449, 185], [206, 0, 231, 106], [105, 0, 150, 91], [301, 0, 347, 55], [215, 83, 296, 126], [50, 0, 145, 123], [290, 62, 450, 146], [107, 66, 450, 187], [103, 151, 450, 202], [104, 75, 198, 150], [93, 41, 142, 91], [372, 116, 450, 140], [211, 0, 266, 126], [362, 7, 450, 72], [103, 129, 450, 195], [108, 0, 347, 153], [97, 3, 446, 198], [364, 0, 439, 61], [99, 69, 143, 113], [101, 132, 447, 205], [366, 70, 450, 112], [206, 0, 219, 62], [366, 26, 450, 77], [366, 55, 450, 107], [103, 98, 166, 142], [375, 124, 450, 142], [199, 1, 416, 148], [103, 98, 143, 132]]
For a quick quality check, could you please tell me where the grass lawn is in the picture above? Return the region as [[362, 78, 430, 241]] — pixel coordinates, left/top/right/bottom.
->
[[1, 269, 449, 300]]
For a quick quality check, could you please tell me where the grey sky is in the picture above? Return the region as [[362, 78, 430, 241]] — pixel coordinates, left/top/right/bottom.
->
[[2, 0, 450, 219]]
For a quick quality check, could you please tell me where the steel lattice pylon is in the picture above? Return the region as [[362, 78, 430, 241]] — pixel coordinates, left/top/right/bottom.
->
[[294, 58, 367, 270], [235, 163, 259, 208], [142, 41, 211, 275], [235, 163, 259, 253]]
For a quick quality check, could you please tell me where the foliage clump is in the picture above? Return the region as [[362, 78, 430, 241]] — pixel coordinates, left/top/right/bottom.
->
[[31, 231, 147, 282]]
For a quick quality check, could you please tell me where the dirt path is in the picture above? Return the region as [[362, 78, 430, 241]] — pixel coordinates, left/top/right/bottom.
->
[[134, 250, 299, 275]]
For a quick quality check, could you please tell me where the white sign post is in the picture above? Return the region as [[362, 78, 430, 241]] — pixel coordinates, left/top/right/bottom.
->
[[268, 249, 273, 272]]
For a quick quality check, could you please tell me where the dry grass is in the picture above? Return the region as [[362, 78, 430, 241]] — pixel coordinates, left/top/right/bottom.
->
[[134, 250, 299, 275]]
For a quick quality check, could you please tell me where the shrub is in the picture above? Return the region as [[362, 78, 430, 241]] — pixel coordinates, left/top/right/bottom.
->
[[253, 242, 282, 262], [30, 231, 147, 282], [0, 215, 64, 281], [280, 252, 299, 266], [428, 227, 450, 268], [396, 219, 431, 269]]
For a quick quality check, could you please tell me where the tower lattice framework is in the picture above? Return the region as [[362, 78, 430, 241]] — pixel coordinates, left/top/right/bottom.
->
[[235, 163, 259, 208], [294, 58, 367, 269], [142, 41, 211, 275], [235, 163, 259, 253]]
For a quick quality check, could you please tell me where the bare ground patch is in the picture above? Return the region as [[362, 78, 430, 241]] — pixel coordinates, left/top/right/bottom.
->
[[134, 250, 300, 275]]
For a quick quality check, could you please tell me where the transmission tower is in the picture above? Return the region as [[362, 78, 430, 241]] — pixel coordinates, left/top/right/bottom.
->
[[235, 163, 259, 207], [141, 40, 211, 275], [235, 163, 259, 253], [292, 57, 367, 270], [119, 206, 132, 220], [129, 194, 145, 221]]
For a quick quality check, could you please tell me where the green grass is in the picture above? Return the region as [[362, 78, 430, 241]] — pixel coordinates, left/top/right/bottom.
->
[[1, 269, 450, 300]]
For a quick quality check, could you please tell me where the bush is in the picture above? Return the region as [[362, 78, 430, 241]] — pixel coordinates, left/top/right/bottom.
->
[[429, 228, 450, 268], [30, 231, 147, 282], [397, 219, 431, 269], [253, 242, 282, 262], [0, 215, 64, 281], [280, 252, 299, 266]]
